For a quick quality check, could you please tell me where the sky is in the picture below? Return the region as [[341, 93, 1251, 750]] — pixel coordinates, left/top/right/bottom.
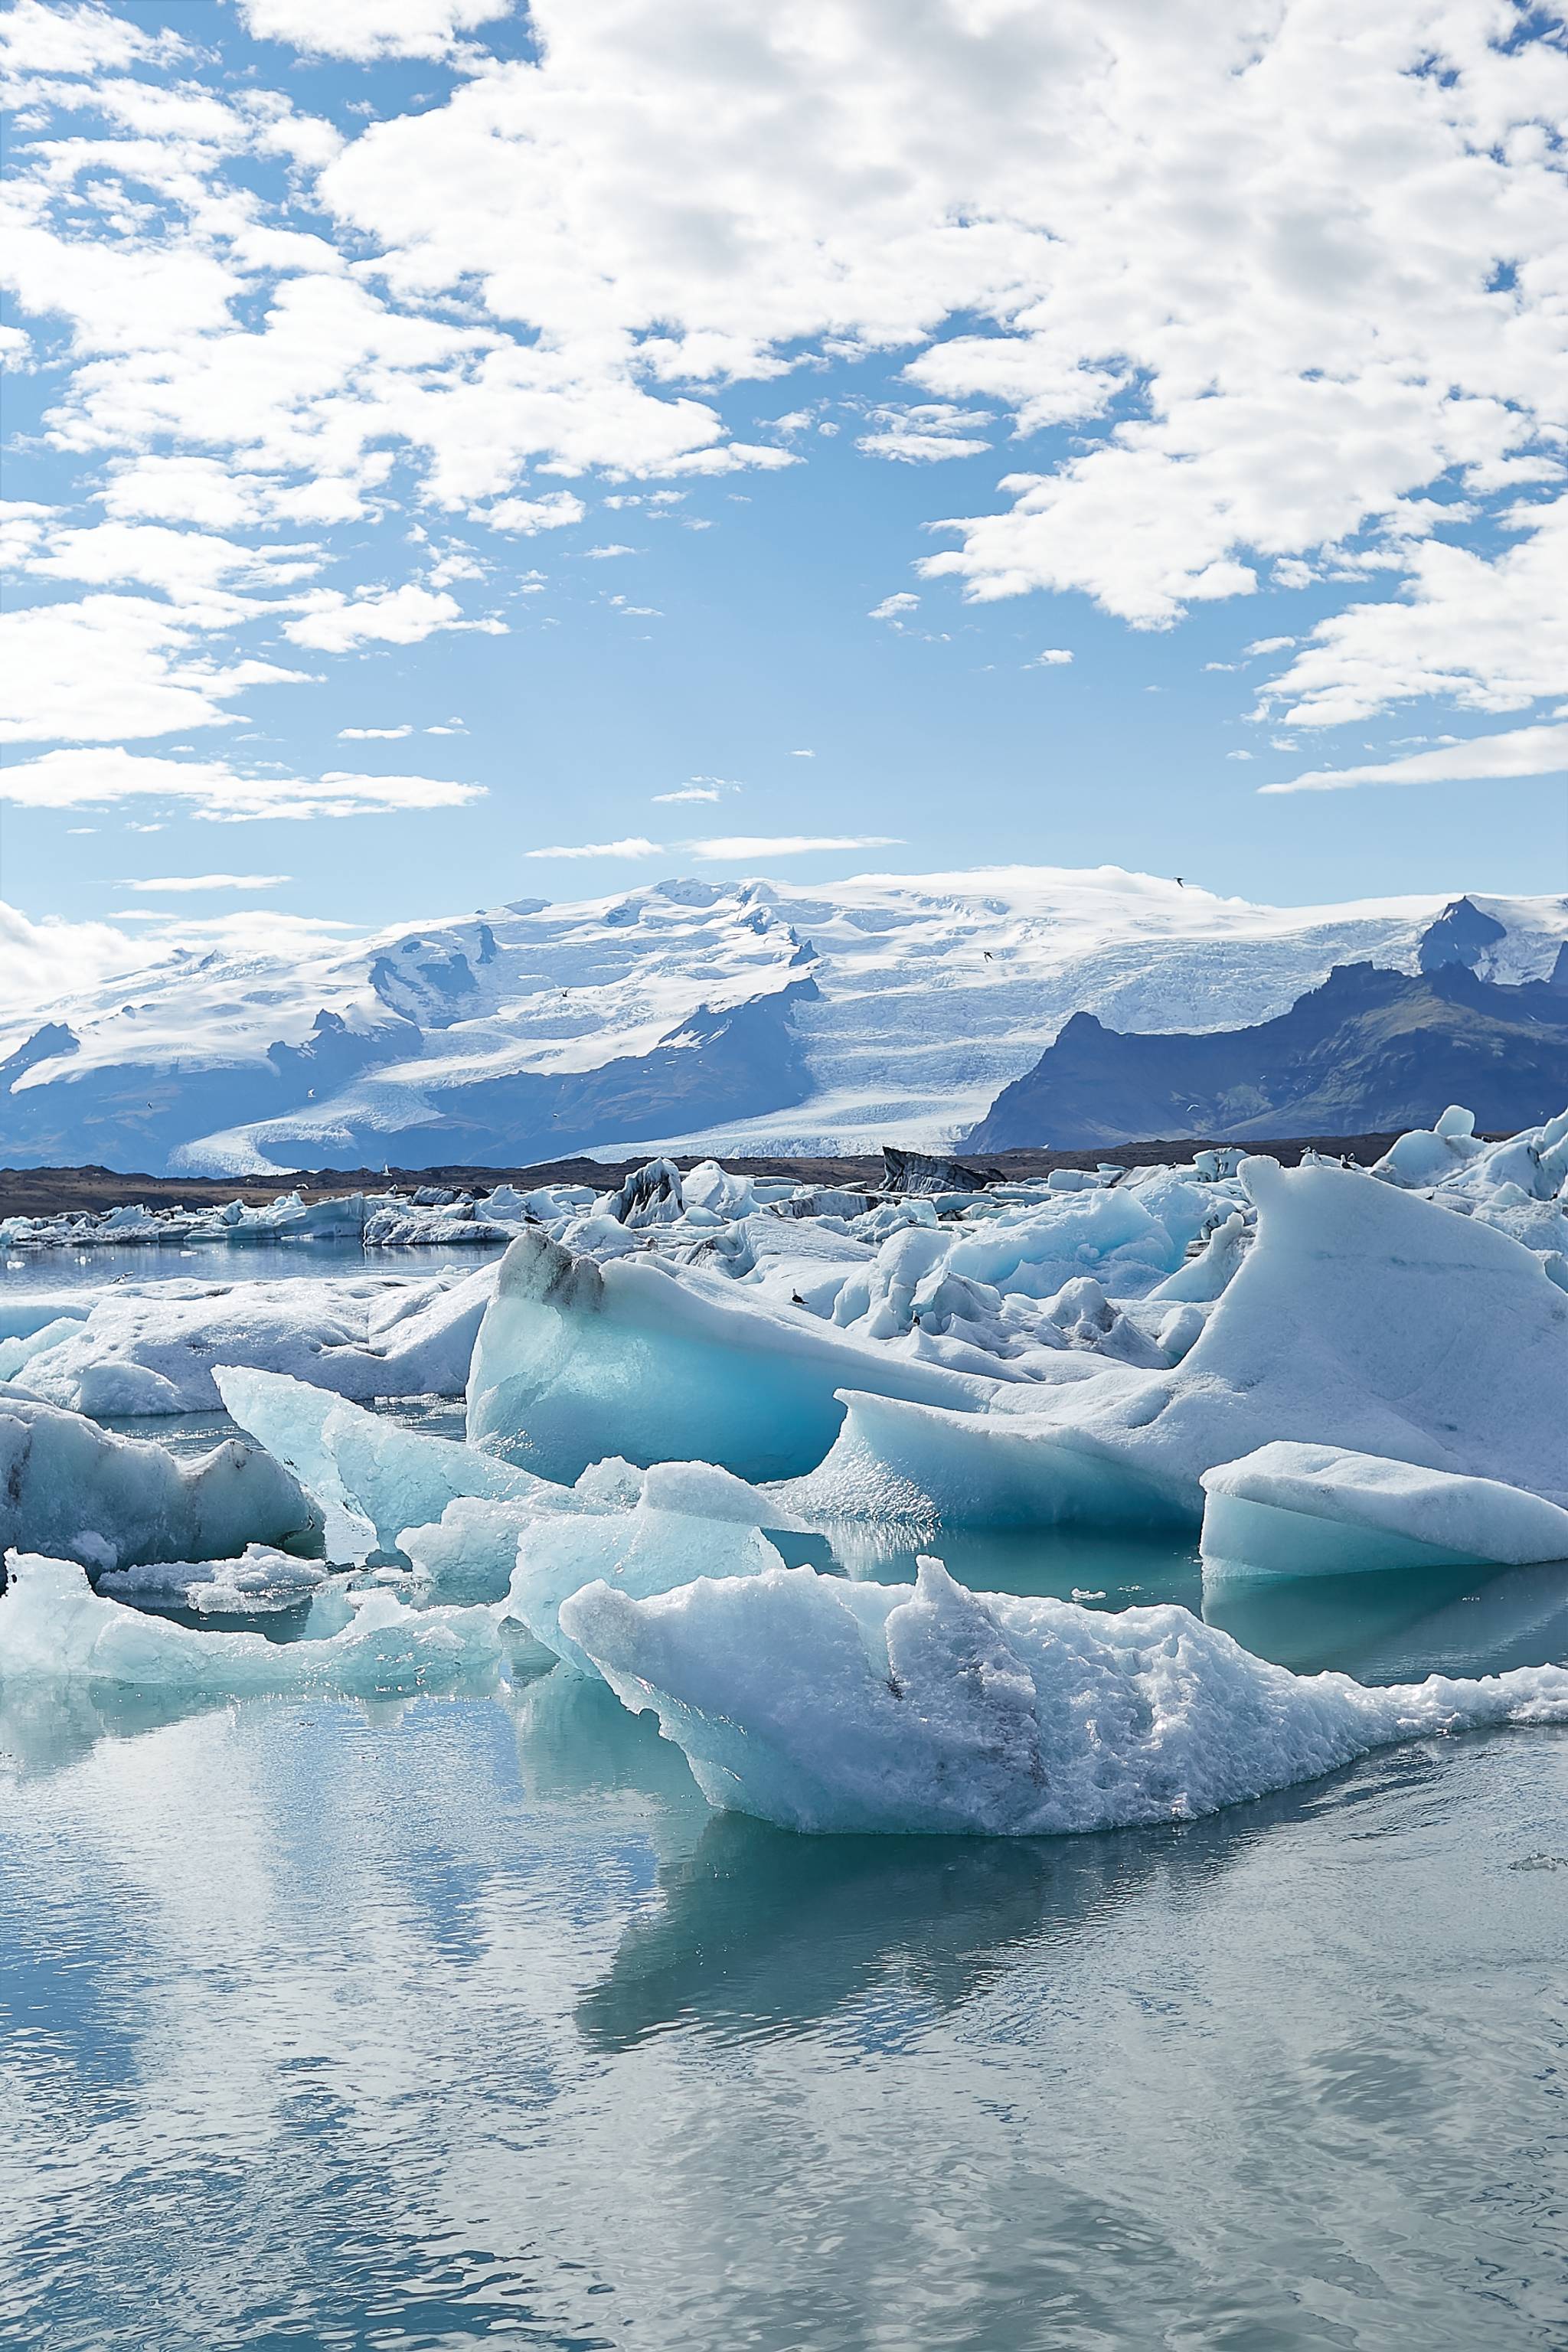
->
[[2, 0, 1566, 1010]]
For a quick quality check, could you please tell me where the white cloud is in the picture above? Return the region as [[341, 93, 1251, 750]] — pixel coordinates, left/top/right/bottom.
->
[[338, 724, 413, 739], [869, 593, 920, 622], [652, 785, 720, 804], [482, 492, 585, 533], [119, 873, 293, 892], [0, 746, 485, 822], [0, 0, 187, 76], [0, 597, 310, 744], [0, 897, 144, 1041], [282, 584, 502, 652], [581, 544, 636, 560], [1255, 498, 1568, 727], [789, 747, 815, 757], [523, 836, 662, 859], [1227, 749, 1253, 760], [685, 835, 901, 860], [857, 403, 993, 462], [0, 0, 1561, 737], [1030, 648, 1073, 667], [236, 0, 511, 62], [1262, 721, 1568, 796]]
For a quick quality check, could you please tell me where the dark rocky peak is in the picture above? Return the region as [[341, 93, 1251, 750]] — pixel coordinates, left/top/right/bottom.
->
[[1417, 896, 1507, 974], [1, 1023, 79, 1083]]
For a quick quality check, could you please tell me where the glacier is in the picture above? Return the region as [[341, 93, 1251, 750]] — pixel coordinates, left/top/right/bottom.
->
[[5, 870, 1565, 1177]]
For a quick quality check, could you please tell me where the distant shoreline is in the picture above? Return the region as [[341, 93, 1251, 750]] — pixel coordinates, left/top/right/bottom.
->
[[0, 1132, 1470, 1220]]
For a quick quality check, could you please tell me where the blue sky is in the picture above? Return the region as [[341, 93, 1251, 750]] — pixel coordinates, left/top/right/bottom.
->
[[2, 0, 1565, 993]]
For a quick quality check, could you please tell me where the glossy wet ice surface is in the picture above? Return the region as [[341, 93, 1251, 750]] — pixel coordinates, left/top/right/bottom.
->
[[3, 1558, 1567, 2352]]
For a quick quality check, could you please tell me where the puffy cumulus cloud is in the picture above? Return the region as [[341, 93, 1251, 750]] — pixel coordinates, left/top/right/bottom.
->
[[0, 1, 187, 78], [1, 0, 1563, 733], [281, 583, 505, 652], [1030, 647, 1073, 666], [481, 490, 586, 533], [1263, 720, 1568, 796], [1253, 498, 1568, 729], [0, 597, 311, 743], [0, 746, 485, 822], [0, 897, 145, 1040], [869, 592, 920, 621], [237, 0, 513, 64]]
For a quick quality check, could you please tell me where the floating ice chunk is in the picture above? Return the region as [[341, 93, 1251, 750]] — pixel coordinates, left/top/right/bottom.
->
[[12, 1266, 495, 1414], [0, 1555, 501, 1695], [215, 1366, 552, 1554], [1200, 1443, 1568, 1580], [465, 1227, 993, 1482], [0, 1316, 87, 1383], [942, 1185, 1182, 1300], [606, 1158, 686, 1227], [1148, 1210, 1249, 1303], [792, 1159, 1568, 1531], [400, 1495, 551, 1603], [559, 1557, 1568, 1837], [792, 1384, 1193, 1531], [0, 1396, 322, 1574], [97, 1545, 335, 1614], [508, 1501, 785, 1677], [1373, 1106, 1485, 1188]]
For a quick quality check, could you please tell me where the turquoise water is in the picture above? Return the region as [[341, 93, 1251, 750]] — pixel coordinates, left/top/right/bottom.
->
[[2, 1563, 1566, 2352]]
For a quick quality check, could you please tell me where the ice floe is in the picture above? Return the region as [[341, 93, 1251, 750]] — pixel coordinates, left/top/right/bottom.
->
[[1200, 1444, 1568, 1580], [0, 1553, 501, 1695], [559, 1556, 1568, 1836], [0, 1395, 322, 1574]]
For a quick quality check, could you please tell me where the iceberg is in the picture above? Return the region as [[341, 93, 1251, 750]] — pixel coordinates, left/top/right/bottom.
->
[[559, 1557, 1568, 1837], [11, 1266, 496, 1415], [96, 1545, 335, 1614], [791, 1156, 1568, 1532], [1200, 1443, 1568, 1579], [0, 1394, 322, 1575], [215, 1366, 552, 1555], [0, 1553, 501, 1695], [464, 1226, 994, 1483], [507, 1500, 786, 1677]]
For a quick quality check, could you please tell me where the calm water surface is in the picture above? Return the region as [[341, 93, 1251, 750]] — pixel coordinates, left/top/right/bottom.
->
[[3, 1247, 1566, 2347]]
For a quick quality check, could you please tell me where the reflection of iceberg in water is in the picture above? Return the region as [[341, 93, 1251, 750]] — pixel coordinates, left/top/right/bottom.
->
[[1206, 1558, 1568, 1681], [577, 1789, 1311, 2053]]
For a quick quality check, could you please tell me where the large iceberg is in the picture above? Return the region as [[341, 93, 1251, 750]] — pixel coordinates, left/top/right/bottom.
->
[[1199, 1443, 1568, 1580], [465, 1226, 994, 1482], [791, 1156, 1568, 1532], [559, 1557, 1568, 1837], [0, 1393, 322, 1574], [0, 1553, 501, 1696]]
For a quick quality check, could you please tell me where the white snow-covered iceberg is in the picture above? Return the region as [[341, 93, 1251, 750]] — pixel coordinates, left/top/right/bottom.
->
[[559, 1556, 1568, 1837], [791, 1157, 1568, 1533], [0, 1553, 501, 1695], [1199, 1443, 1568, 1580], [507, 1492, 787, 1677], [0, 1393, 323, 1574], [96, 1546, 335, 1614], [10, 1266, 495, 1415], [464, 1226, 994, 1483]]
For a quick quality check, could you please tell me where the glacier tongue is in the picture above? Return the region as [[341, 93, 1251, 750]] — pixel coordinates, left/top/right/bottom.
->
[[558, 1557, 1568, 1838]]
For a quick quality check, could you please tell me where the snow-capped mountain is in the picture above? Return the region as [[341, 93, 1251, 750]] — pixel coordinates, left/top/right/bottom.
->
[[5, 870, 1566, 1175]]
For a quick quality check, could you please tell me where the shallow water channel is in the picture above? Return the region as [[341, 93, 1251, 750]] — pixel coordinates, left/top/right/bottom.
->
[[2, 1246, 1566, 2349]]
